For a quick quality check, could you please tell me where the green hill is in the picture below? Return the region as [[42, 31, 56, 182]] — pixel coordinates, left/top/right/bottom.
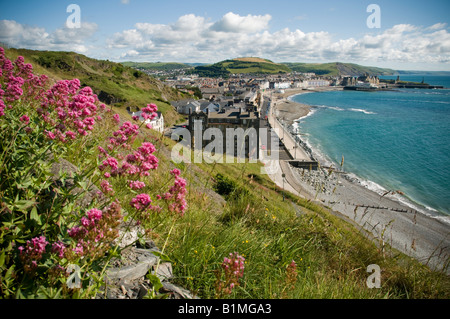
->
[[122, 61, 192, 72], [188, 57, 291, 77], [283, 62, 395, 76], [222, 57, 291, 74], [187, 58, 395, 77], [4, 48, 187, 126]]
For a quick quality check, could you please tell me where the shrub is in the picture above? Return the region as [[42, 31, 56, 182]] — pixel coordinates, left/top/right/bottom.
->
[[213, 174, 237, 198], [0, 47, 187, 298]]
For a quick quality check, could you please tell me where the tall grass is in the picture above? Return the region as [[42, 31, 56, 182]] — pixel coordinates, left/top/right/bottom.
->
[[147, 157, 449, 299]]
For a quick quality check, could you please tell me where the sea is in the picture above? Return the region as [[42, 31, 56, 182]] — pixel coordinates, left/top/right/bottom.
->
[[291, 75, 450, 222]]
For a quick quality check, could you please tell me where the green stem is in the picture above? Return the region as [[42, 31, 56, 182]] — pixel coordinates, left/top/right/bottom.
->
[[151, 218, 177, 296]]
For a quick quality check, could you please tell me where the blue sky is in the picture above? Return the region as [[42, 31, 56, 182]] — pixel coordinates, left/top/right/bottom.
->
[[1, 0, 449, 70]]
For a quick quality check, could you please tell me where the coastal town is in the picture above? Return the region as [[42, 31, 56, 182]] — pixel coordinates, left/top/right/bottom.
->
[[166, 70, 329, 163], [150, 67, 449, 275], [149, 66, 445, 169]]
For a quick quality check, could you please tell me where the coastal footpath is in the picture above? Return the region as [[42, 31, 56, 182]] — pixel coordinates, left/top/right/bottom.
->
[[264, 88, 450, 274]]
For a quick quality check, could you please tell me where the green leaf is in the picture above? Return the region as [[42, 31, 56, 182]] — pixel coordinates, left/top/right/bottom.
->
[[0, 251, 5, 268], [5, 264, 15, 280], [30, 206, 41, 225], [146, 273, 163, 292], [14, 200, 37, 212], [76, 181, 88, 191]]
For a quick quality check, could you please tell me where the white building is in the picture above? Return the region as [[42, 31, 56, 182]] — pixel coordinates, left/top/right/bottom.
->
[[274, 81, 292, 89], [306, 79, 330, 87], [131, 111, 165, 133], [177, 101, 201, 115]]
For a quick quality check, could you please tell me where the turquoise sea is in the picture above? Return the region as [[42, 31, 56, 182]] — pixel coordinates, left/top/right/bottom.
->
[[292, 75, 450, 219]]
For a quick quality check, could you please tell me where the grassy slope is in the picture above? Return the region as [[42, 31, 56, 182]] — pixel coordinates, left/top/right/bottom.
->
[[5, 48, 448, 299], [283, 62, 395, 76], [221, 58, 291, 74], [5, 48, 188, 126], [192, 58, 394, 76], [122, 61, 192, 71]]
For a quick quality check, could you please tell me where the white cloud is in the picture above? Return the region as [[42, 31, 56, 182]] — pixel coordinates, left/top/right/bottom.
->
[[210, 12, 271, 33], [106, 12, 450, 68], [427, 23, 447, 31], [2, 12, 449, 70], [0, 19, 98, 54]]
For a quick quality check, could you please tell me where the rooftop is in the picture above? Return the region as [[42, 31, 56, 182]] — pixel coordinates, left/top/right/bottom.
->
[[206, 108, 259, 120]]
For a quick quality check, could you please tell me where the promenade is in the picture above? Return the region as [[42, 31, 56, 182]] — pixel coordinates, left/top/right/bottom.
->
[[267, 101, 312, 162]]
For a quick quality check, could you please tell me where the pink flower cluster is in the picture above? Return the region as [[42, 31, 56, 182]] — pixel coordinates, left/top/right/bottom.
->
[[18, 201, 122, 274], [128, 180, 146, 190], [130, 104, 158, 126], [18, 236, 49, 273], [127, 169, 187, 223], [108, 121, 140, 150], [218, 252, 245, 295], [141, 103, 158, 121], [99, 141, 159, 179], [51, 241, 66, 259], [19, 114, 30, 125], [65, 202, 122, 260], [285, 260, 298, 290], [67, 208, 104, 245], [0, 48, 48, 117], [39, 78, 106, 142], [100, 180, 115, 195], [162, 169, 187, 216], [130, 194, 153, 211], [222, 252, 245, 279]]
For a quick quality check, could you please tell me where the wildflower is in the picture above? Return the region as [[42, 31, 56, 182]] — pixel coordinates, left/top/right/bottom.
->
[[51, 241, 66, 259], [170, 168, 181, 177], [86, 208, 103, 222], [163, 173, 187, 216], [128, 180, 146, 190], [101, 157, 119, 171], [45, 130, 56, 140], [19, 114, 30, 125], [130, 193, 153, 211], [73, 243, 84, 256], [98, 146, 107, 155], [113, 113, 120, 124], [18, 236, 49, 273], [283, 260, 298, 296], [66, 202, 122, 261], [216, 252, 245, 296], [65, 130, 76, 140], [100, 180, 114, 195], [142, 103, 158, 120]]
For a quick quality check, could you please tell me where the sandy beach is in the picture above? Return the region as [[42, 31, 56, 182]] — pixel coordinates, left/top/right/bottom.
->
[[268, 87, 450, 274], [272, 87, 344, 125]]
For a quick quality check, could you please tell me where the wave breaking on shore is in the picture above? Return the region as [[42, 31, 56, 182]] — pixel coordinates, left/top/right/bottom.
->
[[287, 98, 450, 226]]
